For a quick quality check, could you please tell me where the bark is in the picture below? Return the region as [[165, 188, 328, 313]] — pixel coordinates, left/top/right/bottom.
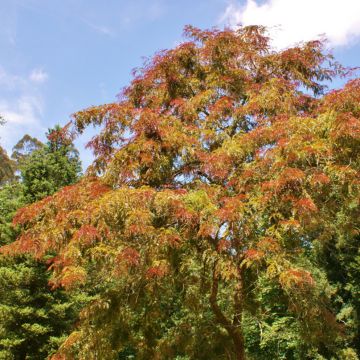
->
[[209, 262, 246, 360]]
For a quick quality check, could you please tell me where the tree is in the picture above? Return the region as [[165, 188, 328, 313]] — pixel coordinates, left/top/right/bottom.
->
[[0, 115, 15, 185], [0, 182, 24, 246], [11, 134, 44, 168], [1, 26, 359, 359], [0, 126, 86, 359], [0, 146, 15, 186], [20, 124, 82, 202]]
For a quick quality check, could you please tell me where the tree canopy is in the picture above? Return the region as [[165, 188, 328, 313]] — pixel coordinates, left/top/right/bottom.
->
[[1, 26, 359, 359], [11, 134, 44, 167]]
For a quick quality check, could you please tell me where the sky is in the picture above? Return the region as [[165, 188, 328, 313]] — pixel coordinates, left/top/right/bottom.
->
[[0, 0, 360, 170]]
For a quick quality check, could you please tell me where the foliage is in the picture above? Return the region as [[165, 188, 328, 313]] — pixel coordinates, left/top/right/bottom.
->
[[0, 182, 25, 246], [0, 255, 89, 360], [0, 182, 88, 360], [1, 26, 359, 359], [0, 126, 86, 359], [20, 125, 82, 202], [0, 118, 14, 185], [0, 146, 15, 186], [11, 134, 44, 168]]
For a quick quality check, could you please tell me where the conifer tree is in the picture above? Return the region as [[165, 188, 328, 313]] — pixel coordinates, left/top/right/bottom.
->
[[20, 124, 81, 202], [0, 125, 86, 359]]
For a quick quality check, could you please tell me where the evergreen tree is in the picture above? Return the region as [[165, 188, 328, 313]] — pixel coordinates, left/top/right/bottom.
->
[[21, 124, 81, 202], [0, 125, 86, 360]]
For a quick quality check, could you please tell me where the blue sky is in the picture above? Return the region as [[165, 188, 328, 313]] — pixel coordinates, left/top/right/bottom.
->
[[0, 0, 359, 169]]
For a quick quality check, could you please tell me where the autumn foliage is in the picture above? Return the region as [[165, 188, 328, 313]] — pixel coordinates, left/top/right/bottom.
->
[[1, 25, 359, 359]]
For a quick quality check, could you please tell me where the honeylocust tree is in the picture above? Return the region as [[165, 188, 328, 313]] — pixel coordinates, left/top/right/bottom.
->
[[2, 26, 359, 359]]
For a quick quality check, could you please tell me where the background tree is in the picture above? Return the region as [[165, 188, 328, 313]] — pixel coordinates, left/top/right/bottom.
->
[[20, 124, 81, 202], [1, 26, 359, 360], [0, 116, 15, 185], [0, 125, 87, 359], [0, 146, 15, 186], [11, 134, 44, 168]]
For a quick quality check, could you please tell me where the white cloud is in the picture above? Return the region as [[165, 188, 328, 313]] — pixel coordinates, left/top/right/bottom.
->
[[0, 67, 23, 90], [91, 25, 113, 36], [29, 68, 49, 83], [82, 19, 114, 37], [0, 95, 43, 124], [0, 67, 47, 152], [0, 96, 45, 152], [221, 0, 360, 48]]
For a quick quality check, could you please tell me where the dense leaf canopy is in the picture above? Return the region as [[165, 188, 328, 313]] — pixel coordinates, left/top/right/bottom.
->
[[1, 26, 359, 359]]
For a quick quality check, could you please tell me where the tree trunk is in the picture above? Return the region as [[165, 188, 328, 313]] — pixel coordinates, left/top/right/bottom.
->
[[232, 329, 245, 360], [232, 267, 245, 360], [209, 262, 246, 360]]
